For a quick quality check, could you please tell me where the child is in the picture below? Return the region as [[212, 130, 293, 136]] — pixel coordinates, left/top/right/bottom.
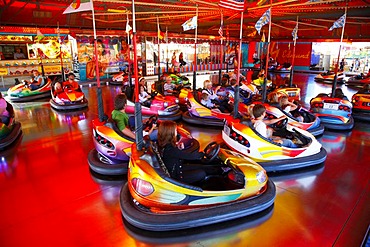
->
[[279, 95, 304, 122], [112, 94, 157, 140], [200, 92, 215, 109], [252, 104, 297, 148], [267, 92, 280, 108], [163, 76, 177, 96], [139, 85, 151, 106]]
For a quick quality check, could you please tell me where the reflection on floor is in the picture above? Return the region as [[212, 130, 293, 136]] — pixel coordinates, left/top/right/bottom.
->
[[0, 73, 369, 247]]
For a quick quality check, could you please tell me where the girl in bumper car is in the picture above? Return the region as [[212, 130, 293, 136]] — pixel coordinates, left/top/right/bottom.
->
[[158, 121, 221, 184]]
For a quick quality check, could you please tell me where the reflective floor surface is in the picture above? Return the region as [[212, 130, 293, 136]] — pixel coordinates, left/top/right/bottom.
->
[[0, 73, 369, 247]]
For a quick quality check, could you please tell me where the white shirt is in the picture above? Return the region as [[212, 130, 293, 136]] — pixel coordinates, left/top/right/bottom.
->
[[164, 83, 175, 95], [201, 98, 214, 108], [253, 119, 268, 138], [202, 88, 218, 100], [139, 91, 149, 103]]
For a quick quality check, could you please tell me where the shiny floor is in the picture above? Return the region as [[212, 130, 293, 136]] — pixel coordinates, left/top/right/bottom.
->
[[0, 73, 369, 247]]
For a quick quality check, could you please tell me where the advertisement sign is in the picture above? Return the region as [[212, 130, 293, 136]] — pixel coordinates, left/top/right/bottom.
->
[[269, 42, 312, 66]]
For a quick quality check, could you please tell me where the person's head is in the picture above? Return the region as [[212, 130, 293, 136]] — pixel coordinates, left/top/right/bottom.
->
[[334, 88, 344, 98], [32, 70, 39, 76], [114, 93, 127, 111], [279, 95, 289, 106], [139, 85, 145, 93], [201, 93, 209, 101], [166, 76, 172, 84], [158, 120, 177, 148], [221, 77, 228, 86], [252, 104, 266, 119], [68, 73, 75, 81], [230, 79, 237, 86], [139, 77, 146, 86], [204, 80, 212, 89], [267, 92, 279, 103], [16, 48, 21, 53]]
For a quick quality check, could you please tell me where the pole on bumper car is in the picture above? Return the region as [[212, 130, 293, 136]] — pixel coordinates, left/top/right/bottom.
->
[[91, 2, 106, 122], [132, 0, 144, 150], [157, 17, 161, 84], [331, 6, 347, 98], [262, 7, 272, 103], [192, 6, 198, 91], [289, 16, 298, 87], [57, 22, 65, 82], [219, 12, 224, 84], [233, 11, 244, 119]]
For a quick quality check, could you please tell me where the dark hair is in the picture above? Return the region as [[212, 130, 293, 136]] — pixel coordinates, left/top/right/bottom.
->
[[0, 91, 3, 99], [114, 93, 127, 110], [334, 88, 344, 98], [253, 104, 266, 118], [230, 79, 237, 86], [158, 120, 177, 148], [68, 72, 75, 77]]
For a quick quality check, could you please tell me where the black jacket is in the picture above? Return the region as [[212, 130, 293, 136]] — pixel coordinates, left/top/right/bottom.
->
[[161, 144, 204, 179]]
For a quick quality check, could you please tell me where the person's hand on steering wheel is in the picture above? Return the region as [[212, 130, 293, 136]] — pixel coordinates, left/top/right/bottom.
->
[[270, 115, 288, 131]]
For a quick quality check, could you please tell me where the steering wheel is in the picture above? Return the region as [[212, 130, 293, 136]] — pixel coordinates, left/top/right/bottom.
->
[[202, 141, 220, 163], [63, 84, 73, 91], [271, 117, 288, 131], [144, 115, 158, 131]]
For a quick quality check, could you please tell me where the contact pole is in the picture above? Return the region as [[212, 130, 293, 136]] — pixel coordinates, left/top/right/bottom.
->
[[193, 6, 198, 90], [132, 0, 143, 150], [331, 6, 347, 97], [262, 6, 272, 103], [157, 16, 161, 83], [289, 16, 298, 87], [219, 12, 223, 84], [233, 11, 243, 119], [91, 1, 105, 122]]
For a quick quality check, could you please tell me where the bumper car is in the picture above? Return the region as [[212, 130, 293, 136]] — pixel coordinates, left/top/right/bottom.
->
[[273, 63, 292, 73], [110, 71, 129, 85], [351, 88, 370, 121], [0, 101, 22, 150], [123, 205, 273, 245], [120, 141, 276, 231], [314, 71, 344, 83], [272, 84, 301, 102], [7, 77, 52, 102], [124, 95, 181, 121], [182, 90, 239, 127], [222, 119, 327, 172], [346, 74, 370, 87], [50, 84, 88, 111], [310, 94, 354, 130], [160, 72, 190, 87], [88, 117, 199, 175], [264, 103, 324, 137]]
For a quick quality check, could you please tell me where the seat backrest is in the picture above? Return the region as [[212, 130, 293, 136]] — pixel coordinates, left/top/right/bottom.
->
[[150, 142, 171, 177], [106, 118, 136, 142]]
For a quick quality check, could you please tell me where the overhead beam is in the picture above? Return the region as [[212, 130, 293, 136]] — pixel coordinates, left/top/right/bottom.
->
[[96, 0, 218, 10]]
